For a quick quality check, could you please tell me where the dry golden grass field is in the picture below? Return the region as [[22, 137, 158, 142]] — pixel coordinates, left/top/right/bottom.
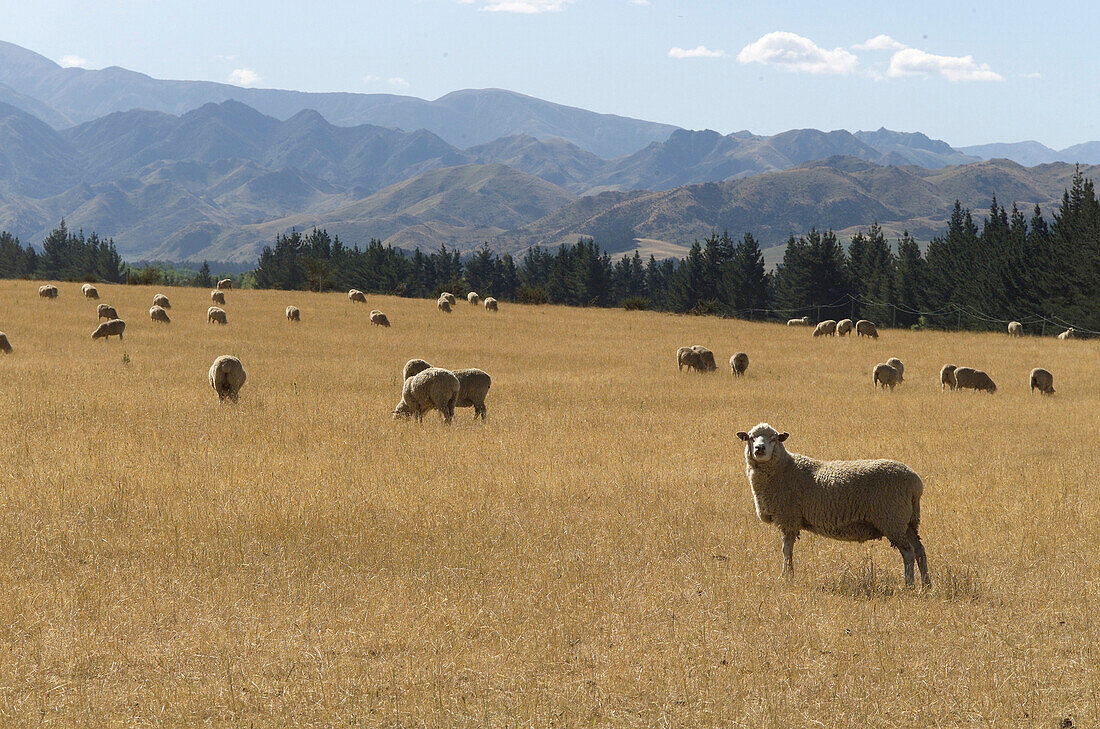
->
[[0, 280, 1097, 727]]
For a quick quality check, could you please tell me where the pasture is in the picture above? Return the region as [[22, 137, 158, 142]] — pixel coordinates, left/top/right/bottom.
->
[[0, 280, 1096, 726]]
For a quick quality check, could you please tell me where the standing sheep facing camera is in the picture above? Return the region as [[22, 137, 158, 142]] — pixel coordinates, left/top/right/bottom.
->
[[954, 367, 996, 393], [393, 367, 460, 423], [437, 297, 452, 313], [1008, 321, 1022, 337], [0, 332, 11, 354], [207, 307, 228, 324], [209, 355, 246, 402], [1057, 328, 1075, 340], [736, 422, 930, 587], [836, 318, 854, 336], [39, 284, 58, 298], [97, 304, 118, 320], [856, 320, 879, 338], [403, 358, 432, 381], [940, 364, 957, 391], [286, 305, 300, 321], [91, 318, 125, 341], [211, 290, 226, 305], [730, 352, 749, 376], [217, 278, 232, 290], [369, 310, 390, 327], [873, 363, 900, 389], [813, 320, 838, 337], [484, 297, 498, 312], [885, 357, 904, 381], [1030, 368, 1055, 395], [149, 305, 170, 323], [454, 368, 492, 419], [467, 292, 481, 305], [82, 284, 99, 299]]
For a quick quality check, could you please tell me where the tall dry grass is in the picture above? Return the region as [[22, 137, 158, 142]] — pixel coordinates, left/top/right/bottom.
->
[[0, 281, 1096, 727]]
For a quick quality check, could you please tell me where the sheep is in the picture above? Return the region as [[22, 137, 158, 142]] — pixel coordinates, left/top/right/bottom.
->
[[209, 355, 246, 402], [91, 318, 125, 341], [856, 319, 879, 338], [885, 357, 904, 381], [211, 290, 226, 305], [677, 346, 714, 373], [836, 318, 854, 336], [149, 305, 170, 324], [813, 319, 838, 337], [348, 289, 367, 303], [403, 358, 432, 381], [207, 306, 228, 325], [453, 368, 492, 419], [39, 284, 58, 298], [1008, 321, 1022, 337], [393, 367, 460, 423], [953, 367, 996, 393], [786, 316, 810, 326], [286, 305, 300, 322], [440, 292, 457, 306], [692, 345, 717, 371], [467, 291, 481, 305], [940, 364, 957, 391], [873, 363, 900, 390], [437, 297, 452, 313], [217, 278, 233, 290], [152, 293, 171, 309], [730, 352, 749, 377], [1029, 367, 1055, 395], [0, 332, 11, 354], [97, 304, 118, 320], [369, 310, 391, 327], [1057, 328, 1075, 340], [82, 284, 99, 299], [484, 297, 498, 312], [736, 422, 930, 587]]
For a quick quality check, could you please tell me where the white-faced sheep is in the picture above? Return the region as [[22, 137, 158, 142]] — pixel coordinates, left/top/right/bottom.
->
[[217, 278, 233, 290], [286, 305, 300, 322], [856, 319, 879, 338], [736, 422, 930, 587], [730, 352, 749, 377], [953, 366, 996, 393], [437, 297, 452, 313], [369, 310, 390, 327], [208, 306, 228, 325], [885, 357, 904, 381], [440, 292, 457, 306], [787, 316, 810, 326], [39, 284, 58, 298], [1029, 367, 1055, 395], [91, 318, 125, 341], [940, 364, 957, 391], [1008, 321, 1022, 337], [211, 290, 226, 305], [0, 332, 11, 354], [484, 297, 498, 312], [152, 293, 171, 309], [149, 305, 170, 323], [393, 367, 460, 424], [873, 363, 900, 389], [836, 318, 854, 336], [813, 320, 838, 337], [1057, 328, 1075, 340], [348, 289, 366, 303], [467, 291, 481, 305], [209, 355, 246, 402], [82, 284, 99, 299], [97, 304, 118, 320], [454, 368, 492, 419], [403, 358, 432, 381]]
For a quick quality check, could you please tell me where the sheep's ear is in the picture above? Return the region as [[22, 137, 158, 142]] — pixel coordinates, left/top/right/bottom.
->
[[735, 431, 749, 441], [776, 432, 789, 442]]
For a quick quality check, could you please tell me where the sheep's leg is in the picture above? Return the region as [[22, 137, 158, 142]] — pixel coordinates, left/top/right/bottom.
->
[[909, 526, 931, 587], [781, 531, 798, 577], [890, 535, 916, 586]]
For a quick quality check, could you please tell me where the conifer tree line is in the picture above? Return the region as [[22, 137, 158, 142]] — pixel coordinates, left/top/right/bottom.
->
[[0, 221, 124, 283]]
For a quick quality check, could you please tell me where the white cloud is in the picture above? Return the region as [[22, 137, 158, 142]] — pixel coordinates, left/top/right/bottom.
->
[[853, 34, 906, 51], [59, 55, 88, 68], [363, 74, 381, 83], [480, 0, 571, 12], [228, 68, 261, 86], [388, 77, 410, 89], [737, 32, 858, 75], [668, 45, 725, 59], [887, 48, 1003, 82]]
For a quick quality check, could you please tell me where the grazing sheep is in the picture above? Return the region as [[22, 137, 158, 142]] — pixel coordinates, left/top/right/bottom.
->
[[813, 319, 838, 337], [437, 297, 452, 313], [217, 278, 232, 290], [856, 319, 879, 338], [1030, 367, 1055, 395], [736, 423, 930, 587], [1008, 321, 1022, 337], [873, 363, 900, 389], [0, 332, 11, 354], [403, 358, 432, 381], [211, 290, 226, 305], [885, 357, 904, 381], [38, 284, 58, 298], [454, 368, 492, 419], [97, 304, 118, 320], [393, 367, 460, 423], [484, 297, 498, 312], [940, 364, 957, 391], [207, 306, 228, 325], [149, 305, 170, 323], [209, 355, 246, 402], [730, 352, 749, 377], [82, 284, 99, 299], [677, 347, 702, 372], [692, 345, 718, 371], [954, 367, 996, 393], [348, 289, 367, 303], [467, 291, 481, 305], [440, 292, 457, 306], [1057, 328, 1075, 340], [787, 316, 810, 326], [91, 318, 125, 341], [152, 293, 170, 309], [286, 305, 300, 321], [369, 310, 390, 327], [836, 318, 854, 336]]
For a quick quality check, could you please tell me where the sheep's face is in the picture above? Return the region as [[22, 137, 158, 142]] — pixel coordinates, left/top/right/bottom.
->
[[736, 424, 788, 464], [392, 401, 413, 420]]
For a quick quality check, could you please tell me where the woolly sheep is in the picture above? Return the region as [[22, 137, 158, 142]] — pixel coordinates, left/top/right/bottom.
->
[[97, 304, 118, 320], [787, 316, 810, 326], [736, 422, 930, 587], [209, 355, 246, 402], [692, 345, 718, 372], [484, 297, 498, 312], [82, 284, 99, 299], [207, 306, 228, 325], [437, 297, 452, 313], [813, 319, 838, 337], [1008, 321, 1022, 337], [369, 310, 390, 327], [403, 358, 432, 381], [677, 346, 703, 373], [440, 292, 457, 306], [467, 291, 481, 305], [39, 284, 58, 298], [454, 368, 492, 419], [211, 290, 226, 305], [217, 278, 232, 290], [954, 366, 996, 393], [856, 319, 878, 338], [1057, 328, 1075, 340], [0, 332, 11, 354], [730, 352, 749, 377], [836, 318, 854, 336], [1029, 367, 1055, 395], [393, 367, 460, 423], [149, 305, 170, 324], [873, 363, 900, 389], [885, 357, 904, 381], [348, 289, 367, 303], [940, 364, 957, 391], [91, 318, 125, 341], [150, 293, 169, 309], [286, 305, 300, 322]]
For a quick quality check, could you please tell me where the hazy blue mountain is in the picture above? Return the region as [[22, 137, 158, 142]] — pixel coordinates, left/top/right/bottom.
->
[[0, 102, 80, 197], [957, 141, 1062, 166], [854, 128, 979, 167]]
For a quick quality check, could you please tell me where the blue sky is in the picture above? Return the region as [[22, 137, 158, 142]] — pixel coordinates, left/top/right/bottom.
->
[[3, 0, 1096, 148]]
